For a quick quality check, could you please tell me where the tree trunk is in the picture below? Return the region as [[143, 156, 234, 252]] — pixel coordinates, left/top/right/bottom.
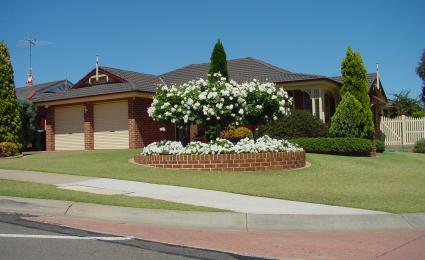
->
[[178, 124, 189, 146]]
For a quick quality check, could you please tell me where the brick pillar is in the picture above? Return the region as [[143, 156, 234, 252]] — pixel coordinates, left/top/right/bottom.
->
[[84, 103, 94, 150], [128, 98, 143, 148], [45, 107, 55, 151]]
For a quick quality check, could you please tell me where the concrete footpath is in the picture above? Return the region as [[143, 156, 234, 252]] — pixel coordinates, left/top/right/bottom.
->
[[0, 169, 385, 215], [1, 196, 425, 231]]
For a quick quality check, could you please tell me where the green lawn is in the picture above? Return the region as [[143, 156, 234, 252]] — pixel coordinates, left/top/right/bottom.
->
[[0, 149, 424, 213], [0, 179, 223, 212]]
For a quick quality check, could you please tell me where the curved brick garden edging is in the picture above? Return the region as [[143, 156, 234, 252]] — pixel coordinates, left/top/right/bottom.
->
[[133, 151, 305, 171]]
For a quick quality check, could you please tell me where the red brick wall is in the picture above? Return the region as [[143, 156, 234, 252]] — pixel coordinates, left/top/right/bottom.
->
[[84, 103, 94, 150], [45, 107, 55, 151], [129, 98, 176, 148], [37, 107, 47, 129], [134, 151, 305, 171]]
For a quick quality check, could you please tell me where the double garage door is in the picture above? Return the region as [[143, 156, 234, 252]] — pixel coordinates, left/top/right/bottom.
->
[[54, 101, 129, 150]]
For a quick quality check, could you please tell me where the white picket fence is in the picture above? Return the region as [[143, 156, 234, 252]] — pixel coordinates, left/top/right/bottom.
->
[[380, 115, 425, 145]]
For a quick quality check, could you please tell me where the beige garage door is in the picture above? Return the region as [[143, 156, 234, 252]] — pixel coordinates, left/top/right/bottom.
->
[[94, 101, 129, 149], [55, 105, 85, 150]]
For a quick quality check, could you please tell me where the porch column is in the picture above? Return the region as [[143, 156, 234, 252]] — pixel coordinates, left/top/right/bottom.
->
[[318, 89, 325, 122], [309, 88, 325, 123]]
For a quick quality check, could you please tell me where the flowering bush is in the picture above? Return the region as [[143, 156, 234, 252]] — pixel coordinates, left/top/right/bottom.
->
[[241, 80, 292, 125], [141, 135, 302, 155], [147, 73, 293, 129]]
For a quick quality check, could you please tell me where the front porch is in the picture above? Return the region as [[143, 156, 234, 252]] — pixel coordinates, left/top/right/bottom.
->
[[278, 80, 340, 124]]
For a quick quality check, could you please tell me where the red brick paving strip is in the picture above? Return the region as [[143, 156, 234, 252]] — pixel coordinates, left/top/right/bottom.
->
[[26, 215, 425, 259]]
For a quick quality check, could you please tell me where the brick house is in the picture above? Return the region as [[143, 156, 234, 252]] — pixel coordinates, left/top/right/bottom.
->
[[31, 57, 387, 151]]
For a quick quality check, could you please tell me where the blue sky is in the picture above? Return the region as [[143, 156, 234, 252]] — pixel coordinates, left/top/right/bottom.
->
[[1, 0, 424, 99]]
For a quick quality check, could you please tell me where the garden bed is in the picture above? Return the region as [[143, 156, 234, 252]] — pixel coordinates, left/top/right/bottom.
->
[[134, 151, 305, 171]]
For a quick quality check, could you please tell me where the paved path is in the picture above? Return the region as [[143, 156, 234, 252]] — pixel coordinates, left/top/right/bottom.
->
[[0, 169, 387, 215]]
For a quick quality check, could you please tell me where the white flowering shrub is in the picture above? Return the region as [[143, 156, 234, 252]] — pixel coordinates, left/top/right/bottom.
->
[[141, 140, 184, 155], [141, 135, 302, 155], [147, 73, 293, 128], [147, 80, 198, 125], [194, 74, 246, 125], [241, 80, 292, 125]]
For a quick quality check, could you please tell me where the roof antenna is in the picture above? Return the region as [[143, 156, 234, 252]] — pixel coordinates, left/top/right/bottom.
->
[[96, 55, 99, 81], [18, 38, 51, 86]]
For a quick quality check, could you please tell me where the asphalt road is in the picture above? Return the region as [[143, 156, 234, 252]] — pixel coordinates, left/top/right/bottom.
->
[[0, 213, 258, 260]]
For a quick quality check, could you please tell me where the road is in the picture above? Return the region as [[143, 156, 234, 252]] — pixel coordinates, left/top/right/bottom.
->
[[0, 212, 258, 260]]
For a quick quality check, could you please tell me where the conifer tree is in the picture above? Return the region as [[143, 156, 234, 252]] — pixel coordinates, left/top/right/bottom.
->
[[416, 49, 425, 103], [208, 40, 229, 82], [0, 41, 23, 150], [330, 92, 368, 138], [339, 47, 374, 138], [205, 40, 230, 140]]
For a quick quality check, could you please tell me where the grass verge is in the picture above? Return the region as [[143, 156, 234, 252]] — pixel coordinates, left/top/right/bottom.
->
[[0, 150, 424, 213], [0, 179, 224, 212]]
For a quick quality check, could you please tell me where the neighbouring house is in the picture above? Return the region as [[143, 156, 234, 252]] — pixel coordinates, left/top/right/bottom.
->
[[31, 57, 387, 151], [15, 79, 73, 129], [15, 80, 73, 100]]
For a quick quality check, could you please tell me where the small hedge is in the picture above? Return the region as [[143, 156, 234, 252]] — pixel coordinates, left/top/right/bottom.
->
[[258, 110, 328, 139], [290, 137, 372, 156], [413, 139, 425, 153], [0, 142, 19, 157], [376, 140, 385, 153], [412, 111, 425, 118]]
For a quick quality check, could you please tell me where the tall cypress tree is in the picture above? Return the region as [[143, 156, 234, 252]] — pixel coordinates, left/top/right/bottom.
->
[[204, 40, 230, 140], [338, 46, 374, 138], [208, 40, 229, 82], [0, 41, 23, 150], [340, 47, 371, 109], [416, 49, 425, 104]]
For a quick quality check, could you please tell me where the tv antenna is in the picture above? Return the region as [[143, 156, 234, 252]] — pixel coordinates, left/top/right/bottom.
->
[[18, 38, 51, 86]]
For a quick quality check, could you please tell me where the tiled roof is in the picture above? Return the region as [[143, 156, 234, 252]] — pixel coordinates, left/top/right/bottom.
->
[[15, 80, 72, 99], [33, 67, 158, 102], [32, 57, 385, 103], [158, 57, 324, 86], [329, 73, 377, 88], [31, 83, 134, 102], [100, 67, 157, 92]]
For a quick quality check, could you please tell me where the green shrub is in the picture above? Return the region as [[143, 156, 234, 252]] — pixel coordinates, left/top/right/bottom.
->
[[330, 92, 373, 139], [0, 142, 19, 157], [220, 125, 253, 142], [412, 111, 425, 118], [290, 137, 372, 156], [258, 110, 328, 139], [413, 139, 425, 153], [19, 98, 38, 149], [204, 125, 217, 142], [375, 140, 385, 153]]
